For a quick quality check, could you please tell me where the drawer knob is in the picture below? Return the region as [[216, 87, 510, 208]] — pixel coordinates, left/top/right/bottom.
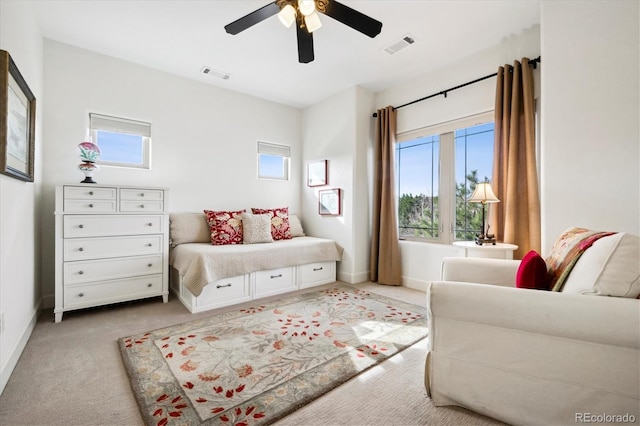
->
[[270, 274, 283, 279], [147, 243, 153, 247], [140, 205, 145, 208], [140, 193, 145, 197], [78, 293, 84, 297], [89, 191, 93, 196], [148, 263, 153, 267], [78, 270, 84, 275], [313, 267, 323, 271], [78, 247, 84, 252], [216, 283, 232, 289], [147, 223, 153, 226], [147, 283, 153, 288], [79, 224, 84, 229], [89, 203, 94, 208]]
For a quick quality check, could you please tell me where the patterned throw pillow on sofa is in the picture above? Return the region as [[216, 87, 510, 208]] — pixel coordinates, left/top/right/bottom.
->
[[251, 207, 292, 240], [203, 209, 245, 245]]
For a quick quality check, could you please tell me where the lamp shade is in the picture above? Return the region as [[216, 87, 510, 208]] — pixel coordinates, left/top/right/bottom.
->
[[304, 10, 322, 33], [468, 182, 500, 203], [278, 4, 296, 28], [298, 0, 316, 16]]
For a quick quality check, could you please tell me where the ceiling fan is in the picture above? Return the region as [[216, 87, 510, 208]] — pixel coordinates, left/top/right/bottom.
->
[[224, 0, 383, 64]]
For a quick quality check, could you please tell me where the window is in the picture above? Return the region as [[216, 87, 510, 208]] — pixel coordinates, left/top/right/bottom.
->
[[89, 113, 151, 169], [395, 112, 494, 243], [257, 141, 290, 180]]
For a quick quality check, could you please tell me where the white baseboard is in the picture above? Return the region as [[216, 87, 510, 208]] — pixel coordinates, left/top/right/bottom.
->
[[0, 299, 41, 396], [402, 276, 429, 292], [337, 270, 369, 284]]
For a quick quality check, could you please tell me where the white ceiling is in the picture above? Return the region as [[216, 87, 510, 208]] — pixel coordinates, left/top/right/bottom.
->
[[32, 0, 541, 109]]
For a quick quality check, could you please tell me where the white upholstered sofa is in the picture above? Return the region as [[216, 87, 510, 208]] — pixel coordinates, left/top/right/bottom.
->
[[425, 231, 640, 425]]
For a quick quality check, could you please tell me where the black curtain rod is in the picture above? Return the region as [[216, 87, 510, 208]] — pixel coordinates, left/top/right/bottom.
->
[[372, 56, 541, 118]]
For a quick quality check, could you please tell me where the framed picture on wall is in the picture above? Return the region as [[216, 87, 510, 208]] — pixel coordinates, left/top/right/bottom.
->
[[307, 159, 327, 187], [319, 188, 341, 216], [0, 50, 36, 182]]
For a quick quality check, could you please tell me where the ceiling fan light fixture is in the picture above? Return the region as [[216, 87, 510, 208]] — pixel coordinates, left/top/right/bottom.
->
[[298, 0, 316, 17], [277, 4, 297, 28], [304, 10, 322, 33]]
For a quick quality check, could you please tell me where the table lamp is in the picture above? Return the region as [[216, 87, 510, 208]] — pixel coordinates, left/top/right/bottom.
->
[[468, 181, 500, 245]]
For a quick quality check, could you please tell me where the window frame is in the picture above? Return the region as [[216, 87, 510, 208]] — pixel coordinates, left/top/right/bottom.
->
[[395, 110, 494, 244], [89, 113, 152, 170], [257, 141, 291, 181]]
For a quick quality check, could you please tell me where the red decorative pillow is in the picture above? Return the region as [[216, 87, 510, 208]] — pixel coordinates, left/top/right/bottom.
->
[[251, 207, 292, 240], [516, 250, 550, 290], [203, 210, 245, 245]]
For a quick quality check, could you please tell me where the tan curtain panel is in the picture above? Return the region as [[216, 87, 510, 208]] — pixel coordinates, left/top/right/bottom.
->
[[370, 106, 402, 285], [490, 58, 541, 259]]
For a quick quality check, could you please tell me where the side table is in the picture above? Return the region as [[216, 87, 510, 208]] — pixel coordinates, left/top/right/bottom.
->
[[453, 241, 518, 260]]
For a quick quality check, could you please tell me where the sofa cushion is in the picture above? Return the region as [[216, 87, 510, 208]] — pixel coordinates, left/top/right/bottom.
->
[[169, 213, 210, 246], [241, 212, 273, 244], [562, 233, 640, 298], [516, 250, 549, 290], [204, 209, 245, 245], [251, 207, 292, 240], [289, 214, 305, 237]]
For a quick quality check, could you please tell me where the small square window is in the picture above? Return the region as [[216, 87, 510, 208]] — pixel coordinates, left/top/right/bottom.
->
[[90, 113, 151, 169], [257, 141, 290, 181]]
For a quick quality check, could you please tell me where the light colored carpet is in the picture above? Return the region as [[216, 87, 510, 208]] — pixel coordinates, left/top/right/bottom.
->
[[0, 282, 505, 426]]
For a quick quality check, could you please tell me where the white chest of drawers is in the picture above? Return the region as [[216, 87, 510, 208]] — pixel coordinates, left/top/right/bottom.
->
[[54, 184, 169, 322]]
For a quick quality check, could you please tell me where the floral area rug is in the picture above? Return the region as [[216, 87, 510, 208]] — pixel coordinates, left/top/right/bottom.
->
[[118, 285, 428, 425]]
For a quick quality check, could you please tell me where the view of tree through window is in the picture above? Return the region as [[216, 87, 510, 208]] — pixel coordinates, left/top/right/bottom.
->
[[396, 120, 494, 242]]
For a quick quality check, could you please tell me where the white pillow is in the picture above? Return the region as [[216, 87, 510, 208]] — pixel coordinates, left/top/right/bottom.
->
[[289, 214, 305, 237], [169, 213, 210, 246], [562, 233, 640, 297], [241, 213, 273, 244]]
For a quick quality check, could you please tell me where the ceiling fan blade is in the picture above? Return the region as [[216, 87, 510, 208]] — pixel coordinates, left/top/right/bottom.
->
[[296, 24, 315, 63], [322, 0, 382, 38], [224, 2, 280, 35]]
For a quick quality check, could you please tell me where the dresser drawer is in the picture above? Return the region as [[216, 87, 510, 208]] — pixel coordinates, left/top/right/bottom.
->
[[299, 261, 335, 288], [64, 274, 163, 308], [64, 235, 163, 261], [64, 255, 163, 284], [64, 199, 117, 213], [64, 215, 163, 238], [120, 188, 164, 201], [120, 200, 164, 212], [64, 186, 117, 200], [195, 274, 249, 308], [253, 266, 296, 297]]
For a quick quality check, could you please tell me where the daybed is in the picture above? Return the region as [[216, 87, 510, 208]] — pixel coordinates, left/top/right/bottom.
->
[[169, 212, 343, 313], [425, 228, 640, 425]]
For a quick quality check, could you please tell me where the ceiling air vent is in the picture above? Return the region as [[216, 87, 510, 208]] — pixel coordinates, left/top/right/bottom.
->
[[200, 66, 231, 80], [384, 34, 416, 55]]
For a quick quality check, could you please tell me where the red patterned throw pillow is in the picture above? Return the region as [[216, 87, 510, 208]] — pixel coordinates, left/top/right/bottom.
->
[[516, 250, 550, 290], [203, 210, 245, 245], [251, 207, 292, 240]]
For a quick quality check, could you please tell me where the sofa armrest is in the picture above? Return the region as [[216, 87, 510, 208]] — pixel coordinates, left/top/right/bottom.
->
[[427, 281, 640, 348], [440, 257, 519, 287]]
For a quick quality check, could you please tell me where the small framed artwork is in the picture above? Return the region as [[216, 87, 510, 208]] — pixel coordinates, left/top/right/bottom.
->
[[307, 159, 327, 187], [0, 50, 36, 182], [319, 188, 341, 216]]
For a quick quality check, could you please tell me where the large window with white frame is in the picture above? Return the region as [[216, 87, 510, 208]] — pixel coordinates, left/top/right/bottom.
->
[[395, 112, 495, 243], [89, 113, 152, 169]]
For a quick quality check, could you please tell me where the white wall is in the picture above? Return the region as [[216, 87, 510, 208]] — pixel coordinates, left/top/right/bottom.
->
[[301, 86, 374, 283], [40, 41, 303, 306], [374, 26, 541, 290], [540, 0, 640, 251], [0, 0, 44, 395]]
